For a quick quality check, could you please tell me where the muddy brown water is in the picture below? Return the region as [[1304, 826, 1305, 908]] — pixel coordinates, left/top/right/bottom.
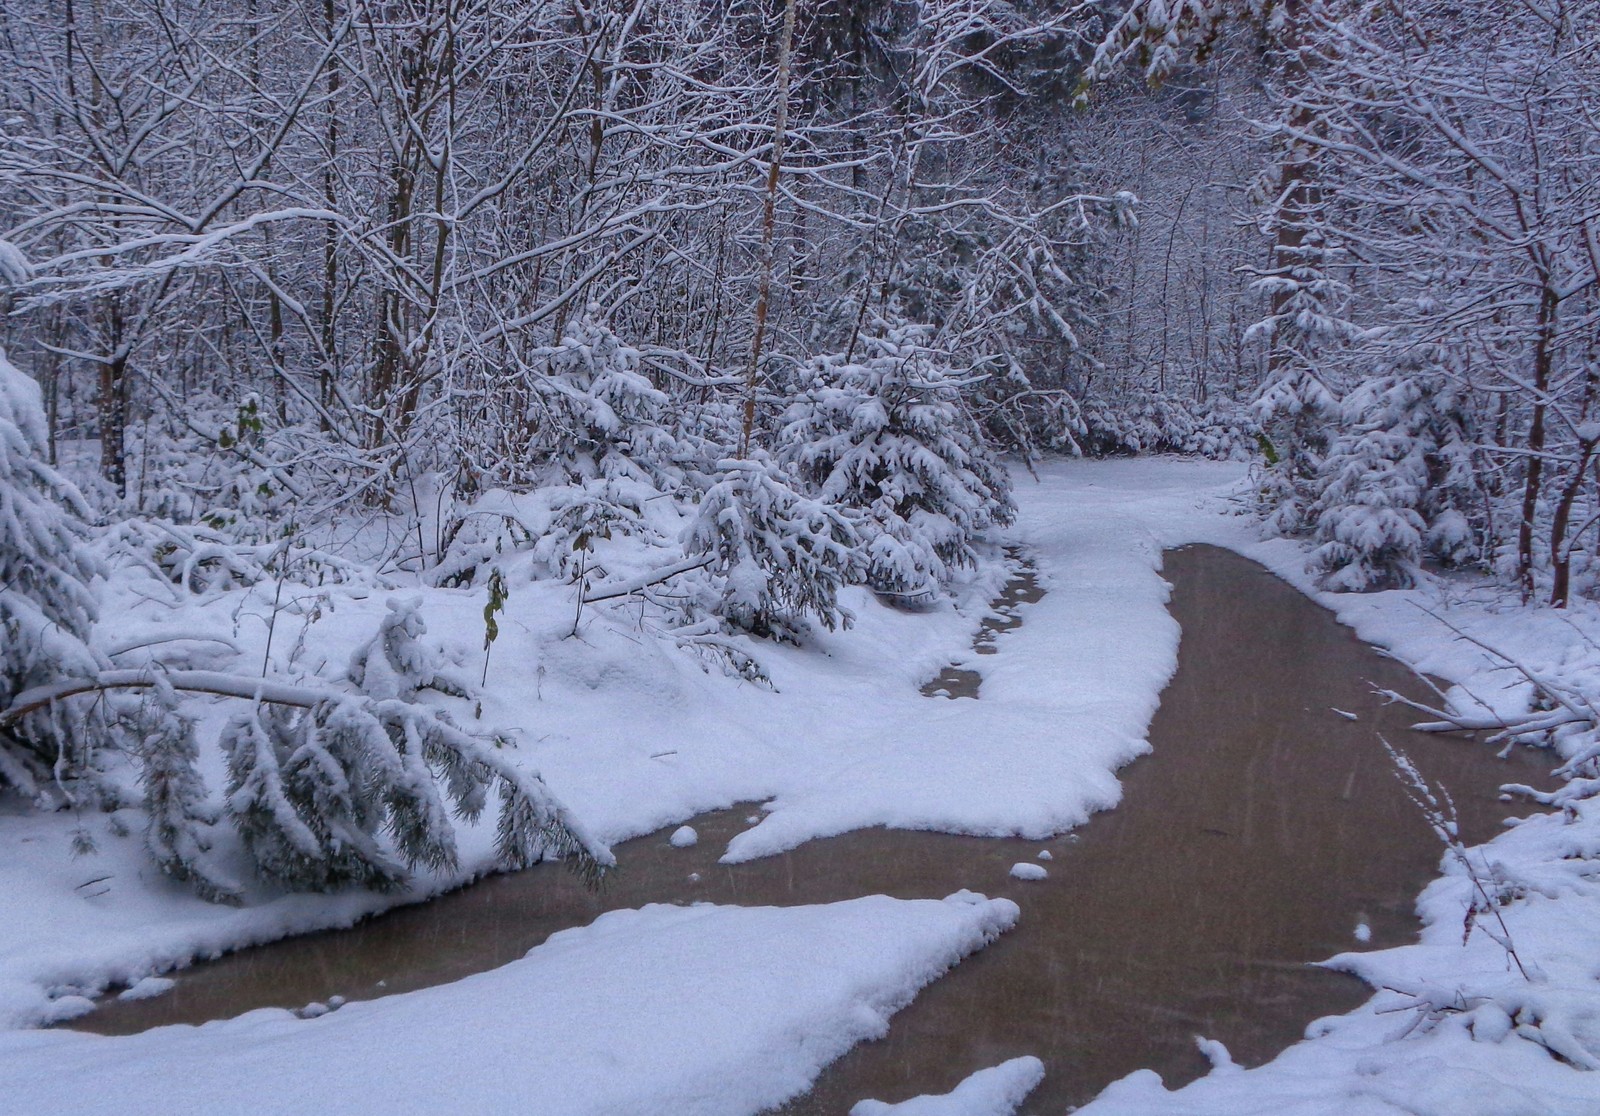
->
[[921, 551, 1043, 699], [74, 545, 1550, 1114]]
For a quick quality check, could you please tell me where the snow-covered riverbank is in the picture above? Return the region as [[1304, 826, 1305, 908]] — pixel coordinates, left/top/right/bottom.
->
[[4, 457, 1599, 1114]]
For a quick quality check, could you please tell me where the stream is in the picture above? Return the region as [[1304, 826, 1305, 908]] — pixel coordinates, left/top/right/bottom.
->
[[72, 545, 1550, 1113]]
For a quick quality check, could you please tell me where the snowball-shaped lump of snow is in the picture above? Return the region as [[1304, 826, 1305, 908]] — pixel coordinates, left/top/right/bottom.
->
[[670, 825, 698, 849], [1009, 862, 1047, 881], [118, 977, 176, 1002]]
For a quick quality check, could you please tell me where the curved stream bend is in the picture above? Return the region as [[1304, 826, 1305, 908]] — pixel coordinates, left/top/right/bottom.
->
[[75, 546, 1547, 1115]]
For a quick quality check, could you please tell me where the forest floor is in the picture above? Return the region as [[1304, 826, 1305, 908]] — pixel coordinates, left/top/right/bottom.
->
[[2, 457, 1599, 1114]]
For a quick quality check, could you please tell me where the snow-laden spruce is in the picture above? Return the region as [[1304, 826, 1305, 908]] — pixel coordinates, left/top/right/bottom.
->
[[683, 454, 859, 642], [1, 356, 608, 899], [1251, 364, 1338, 538], [527, 310, 680, 490], [1308, 371, 1479, 591], [779, 320, 1014, 596], [440, 312, 686, 586], [0, 345, 105, 801], [1245, 195, 1358, 539], [217, 597, 609, 893]]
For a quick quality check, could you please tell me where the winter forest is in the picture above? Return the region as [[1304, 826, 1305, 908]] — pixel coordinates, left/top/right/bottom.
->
[[4, 1, 1600, 1114]]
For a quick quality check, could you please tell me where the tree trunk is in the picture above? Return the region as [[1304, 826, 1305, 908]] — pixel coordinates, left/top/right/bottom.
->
[[737, 0, 798, 459], [1517, 282, 1558, 601]]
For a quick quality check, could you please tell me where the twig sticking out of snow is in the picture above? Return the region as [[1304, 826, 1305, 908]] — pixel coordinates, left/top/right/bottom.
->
[[1381, 737, 1529, 981]]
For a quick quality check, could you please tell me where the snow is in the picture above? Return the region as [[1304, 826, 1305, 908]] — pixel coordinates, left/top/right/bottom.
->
[[6, 455, 1600, 1116], [1036, 849, 1052, 860], [0, 456, 1203, 1037], [1008, 863, 1047, 881], [0, 894, 1017, 1116], [670, 824, 699, 848], [1005, 459, 1600, 1116], [116, 977, 175, 1002], [849, 1055, 1045, 1116], [1193, 1037, 1240, 1076]]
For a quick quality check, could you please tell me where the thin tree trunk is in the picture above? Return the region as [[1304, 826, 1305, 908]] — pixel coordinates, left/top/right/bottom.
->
[[1518, 282, 1558, 601], [737, 0, 798, 460]]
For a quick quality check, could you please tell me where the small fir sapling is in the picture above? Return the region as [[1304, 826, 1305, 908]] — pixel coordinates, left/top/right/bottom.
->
[[528, 309, 680, 489], [222, 698, 417, 891], [779, 319, 1015, 596], [1247, 228, 1358, 537], [439, 312, 683, 585], [136, 682, 241, 903], [683, 456, 860, 642], [515, 311, 683, 574], [218, 599, 606, 893], [1309, 372, 1480, 590], [348, 597, 470, 701], [1252, 363, 1339, 536]]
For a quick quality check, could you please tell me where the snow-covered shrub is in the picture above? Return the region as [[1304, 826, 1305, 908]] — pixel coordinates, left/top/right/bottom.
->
[[779, 320, 1014, 595], [683, 457, 860, 642], [0, 345, 107, 801], [435, 479, 658, 586], [222, 601, 603, 892], [1079, 390, 1257, 459], [441, 312, 688, 586], [527, 310, 683, 490], [348, 597, 470, 701], [1309, 373, 1481, 591], [136, 685, 239, 903], [108, 394, 298, 538]]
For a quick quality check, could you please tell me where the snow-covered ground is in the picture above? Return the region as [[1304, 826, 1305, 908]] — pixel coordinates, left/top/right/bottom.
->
[[4, 456, 1600, 1114], [0, 893, 1017, 1116]]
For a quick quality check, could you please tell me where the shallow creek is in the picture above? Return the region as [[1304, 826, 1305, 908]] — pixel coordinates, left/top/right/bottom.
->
[[74, 545, 1550, 1113]]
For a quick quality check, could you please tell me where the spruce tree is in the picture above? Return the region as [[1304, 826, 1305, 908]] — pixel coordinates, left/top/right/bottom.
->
[[1309, 371, 1480, 590], [779, 318, 1014, 596], [683, 455, 860, 642], [0, 344, 105, 800]]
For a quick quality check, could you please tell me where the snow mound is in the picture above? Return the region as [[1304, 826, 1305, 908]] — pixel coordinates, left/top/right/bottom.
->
[[850, 1055, 1045, 1115], [116, 977, 175, 1002], [1009, 863, 1047, 881], [670, 824, 699, 848], [0, 894, 1019, 1116]]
